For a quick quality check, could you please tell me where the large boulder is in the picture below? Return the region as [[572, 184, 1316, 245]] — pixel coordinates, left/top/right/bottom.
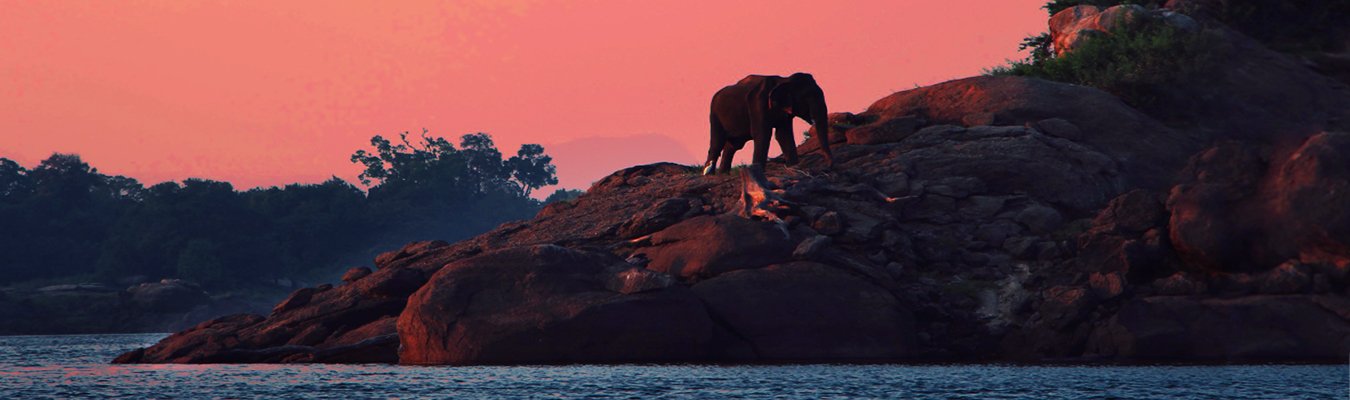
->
[[1168, 132, 1350, 273], [857, 76, 1196, 192], [1050, 5, 1160, 56], [691, 262, 914, 360], [636, 214, 795, 281], [1268, 131, 1350, 268], [397, 245, 717, 365], [1166, 142, 1269, 272], [1086, 295, 1350, 362]]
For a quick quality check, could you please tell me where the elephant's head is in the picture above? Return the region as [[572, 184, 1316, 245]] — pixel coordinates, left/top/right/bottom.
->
[[769, 73, 833, 165]]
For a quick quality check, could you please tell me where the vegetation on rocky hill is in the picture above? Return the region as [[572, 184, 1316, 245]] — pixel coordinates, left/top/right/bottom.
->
[[989, 4, 1227, 114], [989, 23, 1223, 111], [995, 0, 1350, 115]]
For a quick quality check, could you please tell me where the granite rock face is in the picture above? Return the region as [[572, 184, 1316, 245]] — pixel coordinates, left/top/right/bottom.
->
[[843, 75, 1194, 192], [397, 245, 716, 365], [692, 262, 914, 361]]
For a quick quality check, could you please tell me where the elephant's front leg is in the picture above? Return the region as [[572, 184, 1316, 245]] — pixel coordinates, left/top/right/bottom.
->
[[774, 121, 798, 165], [750, 123, 773, 174]]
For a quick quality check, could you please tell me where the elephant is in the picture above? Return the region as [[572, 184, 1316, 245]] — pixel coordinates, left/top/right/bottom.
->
[[703, 73, 834, 175]]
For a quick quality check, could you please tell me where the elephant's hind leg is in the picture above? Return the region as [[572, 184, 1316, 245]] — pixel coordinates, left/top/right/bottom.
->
[[704, 114, 728, 175], [718, 142, 741, 174]]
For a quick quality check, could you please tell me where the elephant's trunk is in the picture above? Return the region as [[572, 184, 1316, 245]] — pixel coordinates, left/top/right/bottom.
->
[[812, 105, 833, 165]]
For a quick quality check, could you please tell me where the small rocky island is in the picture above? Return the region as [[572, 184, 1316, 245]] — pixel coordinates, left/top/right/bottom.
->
[[116, 2, 1350, 365]]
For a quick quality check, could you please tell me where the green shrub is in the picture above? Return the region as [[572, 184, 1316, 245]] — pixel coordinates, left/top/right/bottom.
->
[[987, 23, 1225, 111]]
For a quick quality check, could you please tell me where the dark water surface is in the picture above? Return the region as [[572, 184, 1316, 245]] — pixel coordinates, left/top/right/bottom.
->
[[0, 333, 1344, 399]]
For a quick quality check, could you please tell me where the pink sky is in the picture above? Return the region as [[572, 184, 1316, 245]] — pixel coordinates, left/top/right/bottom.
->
[[1, 1, 1047, 192]]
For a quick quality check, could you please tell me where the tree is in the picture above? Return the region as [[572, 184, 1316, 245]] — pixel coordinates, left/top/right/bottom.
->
[[458, 132, 510, 192], [102, 176, 146, 201], [3, 154, 140, 281], [176, 239, 226, 287], [348, 130, 557, 257], [0, 131, 562, 291], [349, 130, 558, 198], [29, 153, 101, 202], [507, 144, 559, 197], [350, 130, 459, 187], [0, 158, 31, 202]]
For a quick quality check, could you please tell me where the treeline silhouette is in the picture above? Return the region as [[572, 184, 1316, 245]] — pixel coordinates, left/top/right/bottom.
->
[[0, 131, 579, 290]]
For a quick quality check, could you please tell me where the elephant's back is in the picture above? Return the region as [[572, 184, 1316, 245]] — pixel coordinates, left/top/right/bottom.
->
[[710, 83, 748, 106], [735, 74, 779, 86], [712, 75, 776, 105]]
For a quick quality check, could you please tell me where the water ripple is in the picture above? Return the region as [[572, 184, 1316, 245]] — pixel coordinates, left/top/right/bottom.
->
[[0, 334, 1344, 399]]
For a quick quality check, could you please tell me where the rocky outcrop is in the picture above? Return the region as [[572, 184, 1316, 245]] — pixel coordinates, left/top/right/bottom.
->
[[115, 4, 1350, 365], [398, 245, 715, 365], [116, 121, 1350, 365], [833, 75, 1196, 192], [111, 240, 475, 363]]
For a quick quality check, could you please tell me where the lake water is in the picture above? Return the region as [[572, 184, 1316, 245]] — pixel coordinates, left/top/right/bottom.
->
[[0, 333, 1344, 399]]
